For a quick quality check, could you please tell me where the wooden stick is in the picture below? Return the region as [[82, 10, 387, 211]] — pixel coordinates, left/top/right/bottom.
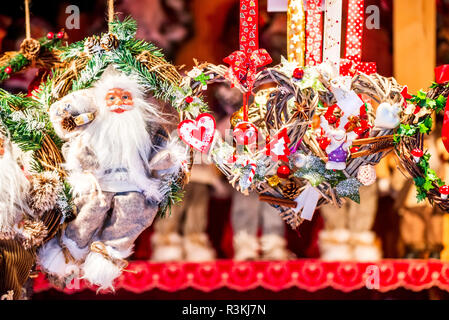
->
[[25, 0, 31, 39], [352, 135, 394, 146], [259, 195, 298, 208], [108, 0, 114, 32]]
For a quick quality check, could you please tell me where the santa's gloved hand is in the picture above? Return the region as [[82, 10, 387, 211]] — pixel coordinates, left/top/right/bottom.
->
[[142, 179, 163, 205]]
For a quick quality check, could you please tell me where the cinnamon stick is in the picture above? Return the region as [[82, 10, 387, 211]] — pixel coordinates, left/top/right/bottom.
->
[[259, 195, 298, 208]]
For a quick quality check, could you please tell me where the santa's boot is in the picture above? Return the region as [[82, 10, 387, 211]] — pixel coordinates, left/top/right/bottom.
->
[[351, 231, 382, 262], [150, 232, 184, 262], [233, 231, 259, 261], [184, 233, 216, 262], [260, 234, 294, 261], [37, 233, 87, 285], [82, 241, 132, 291], [318, 229, 353, 261]]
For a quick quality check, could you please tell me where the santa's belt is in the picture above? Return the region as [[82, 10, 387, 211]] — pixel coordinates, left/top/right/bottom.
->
[[104, 168, 128, 175]]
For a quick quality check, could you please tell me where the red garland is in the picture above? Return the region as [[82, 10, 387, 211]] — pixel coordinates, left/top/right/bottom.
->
[[34, 260, 449, 294]]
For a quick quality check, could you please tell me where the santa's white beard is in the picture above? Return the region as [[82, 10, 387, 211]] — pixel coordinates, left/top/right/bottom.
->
[[0, 149, 31, 233], [83, 102, 157, 193]]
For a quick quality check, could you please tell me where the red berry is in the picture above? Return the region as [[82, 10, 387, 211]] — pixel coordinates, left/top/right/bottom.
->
[[4, 66, 12, 74], [47, 32, 54, 40], [56, 31, 64, 39], [350, 146, 360, 153], [185, 96, 194, 103], [293, 68, 304, 80], [277, 165, 291, 179]]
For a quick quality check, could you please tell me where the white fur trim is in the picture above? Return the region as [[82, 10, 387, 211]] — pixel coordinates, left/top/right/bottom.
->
[[82, 250, 122, 291], [319, 229, 351, 243], [61, 233, 89, 261], [151, 232, 184, 262], [351, 231, 382, 262], [233, 231, 259, 261], [105, 244, 134, 260], [318, 229, 353, 261], [350, 231, 376, 245], [37, 238, 79, 278], [260, 234, 292, 261], [184, 233, 216, 262]]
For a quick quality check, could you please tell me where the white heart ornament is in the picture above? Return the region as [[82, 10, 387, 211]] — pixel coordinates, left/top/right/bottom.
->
[[374, 102, 401, 129], [178, 113, 216, 153]]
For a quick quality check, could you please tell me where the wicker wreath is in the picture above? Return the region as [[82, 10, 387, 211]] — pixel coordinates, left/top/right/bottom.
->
[[395, 80, 449, 212], [0, 36, 65, 83], [183, 61, 407, 229]]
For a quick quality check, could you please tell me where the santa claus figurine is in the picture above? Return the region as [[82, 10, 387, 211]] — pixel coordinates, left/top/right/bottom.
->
[[39, 67, 186, 290], [0, 130, 61, 300], [320, 116, 358, 171]]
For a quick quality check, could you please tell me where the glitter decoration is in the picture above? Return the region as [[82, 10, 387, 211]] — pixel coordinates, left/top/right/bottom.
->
[[267, 175, 281, 187], [357, 164, 377, 186], [336, 178, 362, 203]]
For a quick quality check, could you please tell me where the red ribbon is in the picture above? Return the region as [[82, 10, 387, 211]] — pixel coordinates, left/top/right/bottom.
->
[[436, 65, 449, 84], [224, 49, 272, 91], [436, 65, 449, 153], [340, 59, 377, 77]]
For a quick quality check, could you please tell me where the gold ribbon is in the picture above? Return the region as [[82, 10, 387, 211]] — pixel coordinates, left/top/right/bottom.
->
[[287, 0, 306, 65]]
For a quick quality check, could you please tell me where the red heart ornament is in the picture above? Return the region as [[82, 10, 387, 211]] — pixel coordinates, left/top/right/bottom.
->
[[178, 113, 216, 153]]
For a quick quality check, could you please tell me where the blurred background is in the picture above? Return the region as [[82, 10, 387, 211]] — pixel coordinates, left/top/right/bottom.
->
[[1, 0, 449, 266]]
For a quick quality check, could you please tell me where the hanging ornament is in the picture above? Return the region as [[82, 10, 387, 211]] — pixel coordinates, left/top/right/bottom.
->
[[233, 121, 258, 145], [230, 107, 245, 128], [178, 113, 216, 153], [277, 165, 291, 179], [357, 164, 376, 186]]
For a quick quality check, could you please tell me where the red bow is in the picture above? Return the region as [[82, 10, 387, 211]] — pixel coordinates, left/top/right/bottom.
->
[[224, 48, 272, 91], [436, 65, 449, 84], [340, 59, 377, 77]]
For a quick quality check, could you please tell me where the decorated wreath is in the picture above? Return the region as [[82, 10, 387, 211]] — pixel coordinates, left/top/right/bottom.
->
[[395, 65, 449, 211]]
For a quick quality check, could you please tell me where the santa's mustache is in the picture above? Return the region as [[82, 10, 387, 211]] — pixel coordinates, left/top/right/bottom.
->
[[109, 104, 134, 112]]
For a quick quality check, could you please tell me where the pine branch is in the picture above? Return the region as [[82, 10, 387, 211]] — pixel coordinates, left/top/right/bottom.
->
[[109, 16, 137, 41]]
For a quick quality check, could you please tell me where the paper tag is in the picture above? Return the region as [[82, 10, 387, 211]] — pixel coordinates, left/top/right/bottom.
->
[[268, 0, 288, 11], [293, 185, 320, 221]]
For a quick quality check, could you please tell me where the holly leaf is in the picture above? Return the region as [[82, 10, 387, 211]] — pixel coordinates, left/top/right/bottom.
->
[[436, 95, 447, 112], [414, 176, 426, 188], [422, 179, 435, 192], [418, 122, 431, 134], [416, 190, 427, 203]]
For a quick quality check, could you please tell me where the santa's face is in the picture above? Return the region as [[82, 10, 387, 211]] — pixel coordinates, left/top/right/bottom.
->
[[105, 88, 134, 114]]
